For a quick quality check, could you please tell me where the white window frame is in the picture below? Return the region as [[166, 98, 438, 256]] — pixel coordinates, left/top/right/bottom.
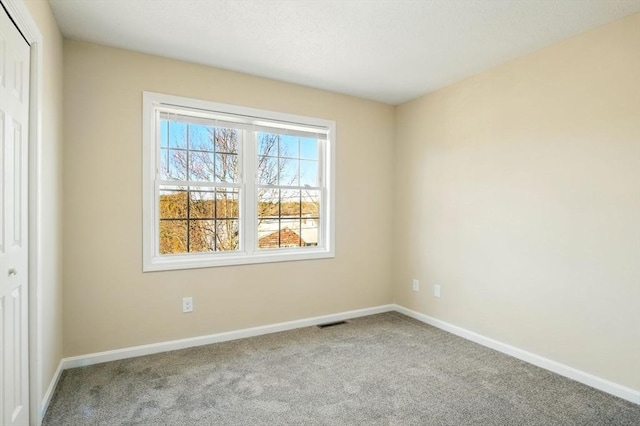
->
[[142, 91, 336, 271]]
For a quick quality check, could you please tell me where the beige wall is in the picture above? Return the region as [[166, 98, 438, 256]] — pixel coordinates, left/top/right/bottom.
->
[[394, 13, 640, 391], [62, 40, 395, 356], [61, 10, 638, 394], [22, 0, 65, 417]]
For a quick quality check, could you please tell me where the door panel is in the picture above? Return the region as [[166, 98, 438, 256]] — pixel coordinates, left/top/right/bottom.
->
[[0, 6, 29, 425]]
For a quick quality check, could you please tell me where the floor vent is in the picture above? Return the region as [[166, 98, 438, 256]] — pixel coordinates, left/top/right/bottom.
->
[[317, 321, 347, 329]]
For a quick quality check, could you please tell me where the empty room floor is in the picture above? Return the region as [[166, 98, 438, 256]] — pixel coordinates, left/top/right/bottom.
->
[[43, 313, 640, 425]]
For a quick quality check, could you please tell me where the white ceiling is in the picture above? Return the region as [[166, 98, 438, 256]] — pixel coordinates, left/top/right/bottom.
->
[[49, 0, 640, 105]]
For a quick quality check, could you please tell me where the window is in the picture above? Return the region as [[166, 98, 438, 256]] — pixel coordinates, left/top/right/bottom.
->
[[143, 92, 335, 271]]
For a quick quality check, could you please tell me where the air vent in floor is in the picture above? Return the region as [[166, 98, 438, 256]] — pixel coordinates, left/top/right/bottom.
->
[[317, 321, 348, 329]]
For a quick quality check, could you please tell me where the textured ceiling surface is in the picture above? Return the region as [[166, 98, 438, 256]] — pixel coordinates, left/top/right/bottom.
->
[[49, 0, 640, 105]]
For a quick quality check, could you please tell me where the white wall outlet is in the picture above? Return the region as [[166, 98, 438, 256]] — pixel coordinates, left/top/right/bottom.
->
[[412, 279, 419, 292], [434, 285, 441, 298], [182, 296, 193, 313]]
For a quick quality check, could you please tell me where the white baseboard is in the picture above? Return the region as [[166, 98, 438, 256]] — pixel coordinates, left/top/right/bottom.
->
[[50, 303, 638, 408], [62, 304, 395, 369], [393, 304, 640, 405], [39, 359, 64, 423]]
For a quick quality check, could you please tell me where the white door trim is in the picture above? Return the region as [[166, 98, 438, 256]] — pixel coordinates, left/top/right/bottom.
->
[[0, 1, 43, 424]]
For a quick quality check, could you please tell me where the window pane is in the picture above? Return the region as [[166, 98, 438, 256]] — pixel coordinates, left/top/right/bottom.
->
[[189, 190, 215, 218], [215, 153, 238, 183], [281, 189, 301, 216], [160, 120, 169, 148], [258, 188, 279, 218], [159, 190, 187, 219], [301, 218, 319, 246], [167, 149, 188, 180], [257, 156, 278, 185], [216, 189, 239, 219], [301, 190, 320, 217], [279, 135, 299, 158], [159, 188, 240, 254], [258, 133, 279, 156], [189, 124, 214, 151], [215, 128, 239, 154], [258, 189, 308, 249], [257, 219, 280, 249], [302, 190, 320, 247], [189, 220, 215, 253], [300, 160, 318, 187], [168, 121, 187, 148], [216, 219, 239, 251], [257, 220, 305, 250], [159, 220, 187, 254], [279, 158, 299, 186], [280, 219, 302, 247], [299, 137, 318, 160], [159, 149, 170, 180], [188, 151, 215, 182], [257, 190, 310, 250]]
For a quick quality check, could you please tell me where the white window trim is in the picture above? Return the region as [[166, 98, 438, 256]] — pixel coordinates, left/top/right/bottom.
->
[[142, 91, 336, 272]]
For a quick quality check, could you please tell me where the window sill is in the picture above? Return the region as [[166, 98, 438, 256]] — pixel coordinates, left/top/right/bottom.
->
[[143, 248, 335, 272]]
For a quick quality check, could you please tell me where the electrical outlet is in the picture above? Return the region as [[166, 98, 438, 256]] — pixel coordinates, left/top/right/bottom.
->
[[434, 285, 441, 298], [182, 296, 193, 313], [412, 279, 419, 292]]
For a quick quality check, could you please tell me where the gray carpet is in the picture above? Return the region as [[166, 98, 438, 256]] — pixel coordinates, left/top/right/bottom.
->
[[43, 312, 640, 425]]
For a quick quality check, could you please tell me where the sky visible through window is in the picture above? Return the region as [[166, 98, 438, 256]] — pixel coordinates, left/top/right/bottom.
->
[[159, 122, 319, 186]]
